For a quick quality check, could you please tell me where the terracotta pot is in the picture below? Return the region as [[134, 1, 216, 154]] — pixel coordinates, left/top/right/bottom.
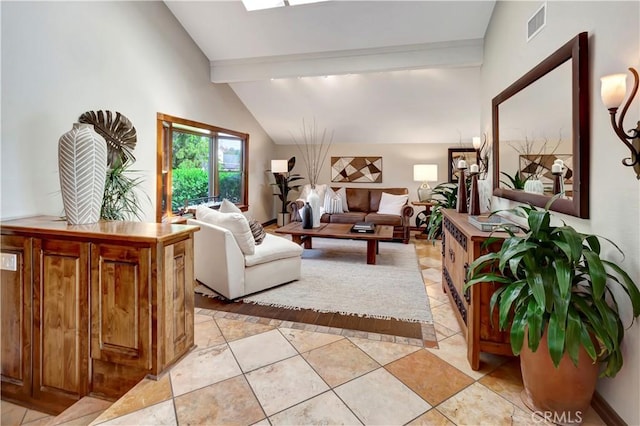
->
[[520, 328, 599, 425]]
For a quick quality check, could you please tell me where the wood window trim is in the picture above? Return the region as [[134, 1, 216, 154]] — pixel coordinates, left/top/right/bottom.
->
[[156, 113, 250, 222]]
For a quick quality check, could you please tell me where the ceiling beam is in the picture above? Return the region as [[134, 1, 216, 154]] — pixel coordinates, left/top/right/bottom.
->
[[210, 38, 483, 83]]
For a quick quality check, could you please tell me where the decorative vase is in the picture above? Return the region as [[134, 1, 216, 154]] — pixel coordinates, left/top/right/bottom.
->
[[302, 202, 313, 229], [58, 123, 108, 224], [477, 179, 492, 213], [524, 178, 544, 194], [306, 186, 321, 228], [520, 327, 599, 426]]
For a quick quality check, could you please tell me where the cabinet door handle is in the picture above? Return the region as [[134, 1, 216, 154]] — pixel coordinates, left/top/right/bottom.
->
[[449, 248, 455, 263]]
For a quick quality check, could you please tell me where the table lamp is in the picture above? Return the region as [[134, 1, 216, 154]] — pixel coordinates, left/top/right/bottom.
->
[[413, 164, 438, 201]]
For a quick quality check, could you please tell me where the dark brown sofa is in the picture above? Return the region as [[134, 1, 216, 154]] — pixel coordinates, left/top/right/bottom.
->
[[290, 187, 414, 243]]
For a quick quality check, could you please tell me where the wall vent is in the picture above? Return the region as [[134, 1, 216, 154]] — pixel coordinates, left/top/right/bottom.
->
[[527, 2, 546, 42]]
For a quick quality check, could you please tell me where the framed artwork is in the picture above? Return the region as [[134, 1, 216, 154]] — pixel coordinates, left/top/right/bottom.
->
[[331, 156, 382, 183], [448, 148, 478, 182], [519, 153, 574, 196]]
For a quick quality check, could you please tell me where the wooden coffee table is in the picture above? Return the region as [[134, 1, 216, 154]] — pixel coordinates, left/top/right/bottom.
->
[[275, 222, 394, 265]]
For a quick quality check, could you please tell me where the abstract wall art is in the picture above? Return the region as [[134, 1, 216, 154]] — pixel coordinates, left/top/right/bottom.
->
[[331, 156, 382, 183]]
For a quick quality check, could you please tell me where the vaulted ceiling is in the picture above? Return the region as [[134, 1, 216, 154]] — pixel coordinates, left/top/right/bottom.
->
[[164, 1, 496, 144]]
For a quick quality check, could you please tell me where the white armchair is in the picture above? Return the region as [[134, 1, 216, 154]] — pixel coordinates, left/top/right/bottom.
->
[[188, 218, 303, 300]]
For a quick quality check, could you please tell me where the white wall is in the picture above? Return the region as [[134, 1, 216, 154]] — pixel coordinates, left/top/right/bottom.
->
[[483, 1, 640, 423], [1, 1, 276, 223]]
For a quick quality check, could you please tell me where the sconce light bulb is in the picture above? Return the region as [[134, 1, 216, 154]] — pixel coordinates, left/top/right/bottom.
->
[[601, 73, 627, 109], [472, 137, 481, 150]]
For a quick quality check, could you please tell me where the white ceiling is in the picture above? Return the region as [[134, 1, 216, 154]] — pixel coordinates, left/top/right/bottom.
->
[[164, 0, 496, 144]]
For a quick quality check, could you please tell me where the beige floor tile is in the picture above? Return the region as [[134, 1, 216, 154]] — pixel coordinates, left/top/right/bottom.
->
[[430, 302, 462, 333], [194, 312, 213, 323], [426, 284, 450, 305], [55, 411, 103, 426], [215, 317, 274, 342], [422, 268, 442, 283], [437, 382, 536, 425], [334, 367, 431, 425], [269, 391, 362, 425], [1, 400, 27, 425], [91, 375, 173, 424], [174, 375, 264, 425], [279, 327, 345, 353], [426, 333, 507, 380], [419, 257, 442, 269], [229, 329, 298, 372], [21, 416, 55, 426], [407, 409, 455, 425], [386, 349, 474, 406], [50, 397, 112, 426], [302, 339, 380, 387], [245, 355, 329, 416], [434, 322, 460, 340], [580, 407, 606, 426], [22, 408, 51, 424], [93, 400, 176, 426], [194, 317, 226, 348], [479, 358, 526, 411], [250, 419, 271, 426], [170, 343, 242, 396], [348, 336, 421, 365]]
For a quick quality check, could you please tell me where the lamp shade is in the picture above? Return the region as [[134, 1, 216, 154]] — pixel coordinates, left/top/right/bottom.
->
[[601, 73, 627, 109], [271, 159, 289, 173], [413, 164, 438, 182]]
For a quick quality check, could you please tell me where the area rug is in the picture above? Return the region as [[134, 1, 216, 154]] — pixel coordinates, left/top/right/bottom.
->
[[196, 239, 432, 324]]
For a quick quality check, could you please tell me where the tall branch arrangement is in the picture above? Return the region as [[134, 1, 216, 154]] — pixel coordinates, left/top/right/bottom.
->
[[291, 118, 334, 187]]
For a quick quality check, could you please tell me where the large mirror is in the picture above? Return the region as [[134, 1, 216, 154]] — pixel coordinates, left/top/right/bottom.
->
[[492, 32, 589, 218]]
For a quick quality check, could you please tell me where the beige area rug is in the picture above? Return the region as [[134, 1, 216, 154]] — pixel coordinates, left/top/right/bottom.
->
[[196, 238, 432, 324]]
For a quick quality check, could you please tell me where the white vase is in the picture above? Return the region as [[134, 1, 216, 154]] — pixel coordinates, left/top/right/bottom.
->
[[307, 187, 321, 228], [58, 123, 108, 224], [524, 178, 544, 194], [478, 179, 492, 213]]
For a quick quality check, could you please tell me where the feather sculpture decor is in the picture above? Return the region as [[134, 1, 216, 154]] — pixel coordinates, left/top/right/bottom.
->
[[79, 110, 137, 167]]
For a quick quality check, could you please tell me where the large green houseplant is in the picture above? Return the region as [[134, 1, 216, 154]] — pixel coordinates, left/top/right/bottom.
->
[[270, 157, 304, 225], [465, 200, 640, 419]]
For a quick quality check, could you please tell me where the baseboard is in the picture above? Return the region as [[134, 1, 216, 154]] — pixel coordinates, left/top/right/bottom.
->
[[263, 218, 277, 226], [592, 391, 625, 426]]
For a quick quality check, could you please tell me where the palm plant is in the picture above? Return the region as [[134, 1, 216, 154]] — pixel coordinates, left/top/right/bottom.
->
[[101, 161, 147, 220], [465, 199, 640, 377], [271, 157, 304, 214], [500, 170, 529, 190], [425, 182, 459, 240]]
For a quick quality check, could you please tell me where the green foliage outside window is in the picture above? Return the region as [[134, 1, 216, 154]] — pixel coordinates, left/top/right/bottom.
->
[[172, 168, 208, 211]]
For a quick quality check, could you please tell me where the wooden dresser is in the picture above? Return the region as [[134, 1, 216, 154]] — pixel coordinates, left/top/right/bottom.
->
[[0, 216, 199, 414], [441, 209, 512, 370]]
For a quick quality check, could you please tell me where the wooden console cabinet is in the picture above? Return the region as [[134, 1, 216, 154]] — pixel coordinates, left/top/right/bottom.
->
[[441, 209, 512, 370], [0, 216, 199, 414]]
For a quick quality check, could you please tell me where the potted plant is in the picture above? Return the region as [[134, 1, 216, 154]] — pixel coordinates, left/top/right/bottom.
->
[[271, 157, 304, 226], [465, 199, 640, 422], [424, 182, 458, 240]]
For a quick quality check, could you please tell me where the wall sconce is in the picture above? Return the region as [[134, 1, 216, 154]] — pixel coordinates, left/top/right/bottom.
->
[[600, 67, 640, 179], [413, 164, 438, 201]]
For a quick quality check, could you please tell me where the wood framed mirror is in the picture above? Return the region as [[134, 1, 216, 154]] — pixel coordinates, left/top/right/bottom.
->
[[492, 32, 589, 218]]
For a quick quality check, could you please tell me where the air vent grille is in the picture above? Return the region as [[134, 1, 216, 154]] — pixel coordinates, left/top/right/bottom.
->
[[527, 3, 546, 41]]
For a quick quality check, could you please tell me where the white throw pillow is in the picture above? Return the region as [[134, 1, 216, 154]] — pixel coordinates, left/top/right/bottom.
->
[[219, 198, 242, 214], [336, 187, 349, 212], [377, 192, 408, 216], [195, 205, 255, 255], [323, 187, 344, 214]]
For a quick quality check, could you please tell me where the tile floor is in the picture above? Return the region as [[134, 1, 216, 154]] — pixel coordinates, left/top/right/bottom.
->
[[1, 238, 606, 426]]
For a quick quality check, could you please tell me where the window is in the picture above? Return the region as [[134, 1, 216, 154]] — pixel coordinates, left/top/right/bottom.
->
[[156, 113, 249, 222]]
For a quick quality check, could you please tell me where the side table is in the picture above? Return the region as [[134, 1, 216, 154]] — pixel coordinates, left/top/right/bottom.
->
[[411, 201, 434, 239]]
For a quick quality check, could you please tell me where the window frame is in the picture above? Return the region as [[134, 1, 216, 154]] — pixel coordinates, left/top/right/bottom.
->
[[156, 113, 249, 222]]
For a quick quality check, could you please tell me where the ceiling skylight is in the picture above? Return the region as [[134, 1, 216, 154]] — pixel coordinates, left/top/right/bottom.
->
[[242, 0, 328, 12]]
